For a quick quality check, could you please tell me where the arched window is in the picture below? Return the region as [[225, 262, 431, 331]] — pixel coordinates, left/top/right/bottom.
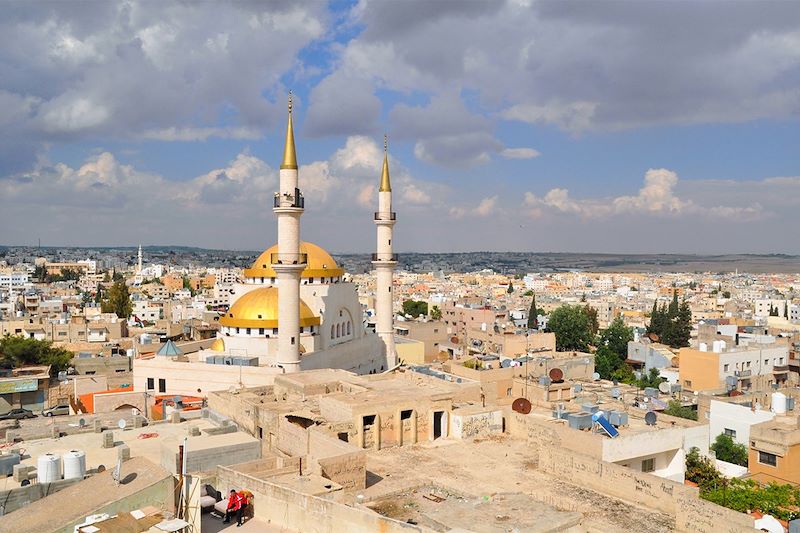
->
[[347, 321, 351, 335], [336, 324, 341, 338], [331, 325, 335, 339]]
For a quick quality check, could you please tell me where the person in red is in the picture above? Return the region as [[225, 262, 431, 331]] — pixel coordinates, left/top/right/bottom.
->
[[223, 489, 245, 527]]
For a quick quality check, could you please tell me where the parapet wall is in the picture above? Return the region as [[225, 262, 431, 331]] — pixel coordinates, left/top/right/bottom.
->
[[508, 410, 753, 532], [216, 465, 424, 533]]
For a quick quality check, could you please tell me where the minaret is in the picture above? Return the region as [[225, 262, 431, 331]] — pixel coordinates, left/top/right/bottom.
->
[[273, 92, 306, 373], [137, 245, 142, 273], [373, 135, 397, 367]]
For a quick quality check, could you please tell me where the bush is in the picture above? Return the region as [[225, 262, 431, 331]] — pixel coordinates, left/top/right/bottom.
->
[[663, 399, 697, 421], [711, 434, 748, 466]]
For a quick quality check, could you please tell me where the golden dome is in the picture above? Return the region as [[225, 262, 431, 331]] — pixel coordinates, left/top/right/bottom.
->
[[219, 287, 320, 329], [244, 241, 344, 279], [209, 338, 225, 352]]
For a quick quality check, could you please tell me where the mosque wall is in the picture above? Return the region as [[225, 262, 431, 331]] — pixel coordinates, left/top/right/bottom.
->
[[300, 334, 385, 375]]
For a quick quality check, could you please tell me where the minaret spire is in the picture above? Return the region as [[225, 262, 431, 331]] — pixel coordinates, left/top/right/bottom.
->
[[281, 91, 298, 170], [137, 244, 142, 274], [374, 133, 397, 368], [379, 134, 391, 192]]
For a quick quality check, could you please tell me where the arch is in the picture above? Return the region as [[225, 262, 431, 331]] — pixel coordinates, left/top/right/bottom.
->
[[347, 321, 351, 335]]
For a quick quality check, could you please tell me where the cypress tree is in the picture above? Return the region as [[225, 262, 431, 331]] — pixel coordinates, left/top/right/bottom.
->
[[527, 294, 538, 330]]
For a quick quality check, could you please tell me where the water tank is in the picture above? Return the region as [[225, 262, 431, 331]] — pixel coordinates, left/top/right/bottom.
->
[[772, 392, 787, 414], [699, 343, 708, 352], [712, 341, 722, 353], [63, 450, 86, 480], [37, 453, 62, 483]]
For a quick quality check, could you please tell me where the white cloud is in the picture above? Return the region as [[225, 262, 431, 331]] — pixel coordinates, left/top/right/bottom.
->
[[475, 195, 498, 216], [523, 168, 765, 220], [500, 147, 541, 159], [141, 126, 262, 141]]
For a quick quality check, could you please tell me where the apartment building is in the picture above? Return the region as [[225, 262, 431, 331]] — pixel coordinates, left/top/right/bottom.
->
[[679, 341, 790, 392]]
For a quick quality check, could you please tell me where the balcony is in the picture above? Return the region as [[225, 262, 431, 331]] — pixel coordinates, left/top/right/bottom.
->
[[773, 365, 790, 373], [273, 188, 305, 209], [734, 369, 752, 378], [270, 253, 307, 266], [374, 211, 396, 221], [371, 253, 398, 262]]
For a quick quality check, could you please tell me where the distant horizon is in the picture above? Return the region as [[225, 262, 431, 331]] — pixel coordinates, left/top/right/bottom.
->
[[2, 243, 799, 258]]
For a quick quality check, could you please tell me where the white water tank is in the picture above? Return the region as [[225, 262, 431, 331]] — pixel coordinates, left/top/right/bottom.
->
[[712, 341, 723, 353], [63, 450, 86, 480], [37, 453, 61, 483], [772, 392, 787, 415], [699, 343, 708, 352]]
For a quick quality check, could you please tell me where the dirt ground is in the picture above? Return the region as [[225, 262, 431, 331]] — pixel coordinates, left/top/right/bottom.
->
[[362, 434, 675, 533]]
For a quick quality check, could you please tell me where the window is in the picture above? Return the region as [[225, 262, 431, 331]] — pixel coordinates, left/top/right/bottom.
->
[[765, 359, 769, 366], [507, 387, 513, 397], [158, 378, 166, 393], [724, 428, 737, 438], [747, 361, 751, 368], [641, 458, 655, 473], [685, 380, 692, 388], [759, 451, 777, 467], [146, 378, 154, 390], [724, 364, 729, 372]]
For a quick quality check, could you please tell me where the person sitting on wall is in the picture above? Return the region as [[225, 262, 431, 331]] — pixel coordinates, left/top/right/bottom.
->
[[223, 489, 245, 527]]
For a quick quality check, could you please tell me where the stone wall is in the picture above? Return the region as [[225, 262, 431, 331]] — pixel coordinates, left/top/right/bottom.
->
[[450, 408, 503, 440], [0, 478, 80, 515], [308, 428, 366, 491], [91, 390, 146, 414], [216, 465, 423, 533]]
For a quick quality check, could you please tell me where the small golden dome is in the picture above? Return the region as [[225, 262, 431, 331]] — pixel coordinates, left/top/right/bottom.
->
[[244, 241, 344, 279], [220, 287, 320, 329], [209, 337, 225, 352]]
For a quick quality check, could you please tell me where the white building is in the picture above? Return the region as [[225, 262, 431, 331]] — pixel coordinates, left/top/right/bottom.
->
[[708, 399, 775, 448]]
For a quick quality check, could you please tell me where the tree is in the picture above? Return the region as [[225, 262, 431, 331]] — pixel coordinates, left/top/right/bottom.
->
[[711, 434, 748, 466], [402, 300, 428, 318], [594, 345, 623, 380], [685, 447, 721, 489], [33, 264, 47, 282], [583, 305, 599, 337], [610, 364, 636, 384], [430, 305, 442, 320], [637, 367, 665, 389], [664, 400, 698, 421], [101, 280, 132, 318], [548, 304, 592, 351], [507, 282, 514, 294], [646, 292, 692, 348], [527, 294, 539, 330], [722, 291, 731, 299], [599, 317, 633, 358], [112, 268, 124, 282], [0, 335, 73, 375]]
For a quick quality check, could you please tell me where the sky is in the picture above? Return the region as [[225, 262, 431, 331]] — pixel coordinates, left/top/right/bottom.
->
[[0, 0, 799, 254]]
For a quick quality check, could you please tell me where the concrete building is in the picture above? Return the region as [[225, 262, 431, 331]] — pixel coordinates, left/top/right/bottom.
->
[[708, 398, 776, 448], [679, 341, 790, 392], [394, 320, 449, 363], [0, 365, 51, 412], [749, 417, 800, 485]]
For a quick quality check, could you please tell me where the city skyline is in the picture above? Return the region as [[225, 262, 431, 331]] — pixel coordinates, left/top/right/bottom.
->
[[1, 1, 799, 253]]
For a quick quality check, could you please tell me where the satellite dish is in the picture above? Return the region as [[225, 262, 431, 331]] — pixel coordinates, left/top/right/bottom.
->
[[450, 336, 459, 344], [512, 398, 532, 414], [493, 324, 500, 333], [573, 384, 582, 393], [648, 333, 659, 342], [500, 359, 512, 368], [78, 418, 86, 428], [57, 371, 67, 382], [549, 368, 564, 382], [97, 464, 106, 473], [611, 387, 620, 398], [118, 419, 127, 430], [658, 382, 671, 394], [592, 372, 600, 381], [645, 411, 657, 426]]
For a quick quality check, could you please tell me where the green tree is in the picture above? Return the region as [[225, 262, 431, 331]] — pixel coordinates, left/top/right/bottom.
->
[[522, 289, 534, 297], [101, 280, 132, 318], [711, 434, 748, 466], [527, 294, 538, 330], [430, 305, 442, 320], [610, 364, 636, 384], [646, 293, 692, 348], [594, 345, 623, 380], [112, 268, 124, 282], [599, 317, 633, 358], [548, 304, 592, 351], [33, 264, 47, 282], [507, 282, 514, 294], [0, 335, 73, 375], [664, 399, 698, 421], [685, 447, 721, 489], [103, 270, 111, 282], [637, 367, 665, 389], [402, 300, 428, 318], [583, 305, 599, 337]]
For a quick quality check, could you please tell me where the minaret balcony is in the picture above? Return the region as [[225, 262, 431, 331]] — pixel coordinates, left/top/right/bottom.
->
[[371, 253, 398, 262], [271, 253, 308, 266], [274, 188, 305, 209], [374, 211, 396, 221]]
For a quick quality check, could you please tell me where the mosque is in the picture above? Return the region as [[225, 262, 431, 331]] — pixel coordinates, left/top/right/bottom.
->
[[133, 94, 398, 394]]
